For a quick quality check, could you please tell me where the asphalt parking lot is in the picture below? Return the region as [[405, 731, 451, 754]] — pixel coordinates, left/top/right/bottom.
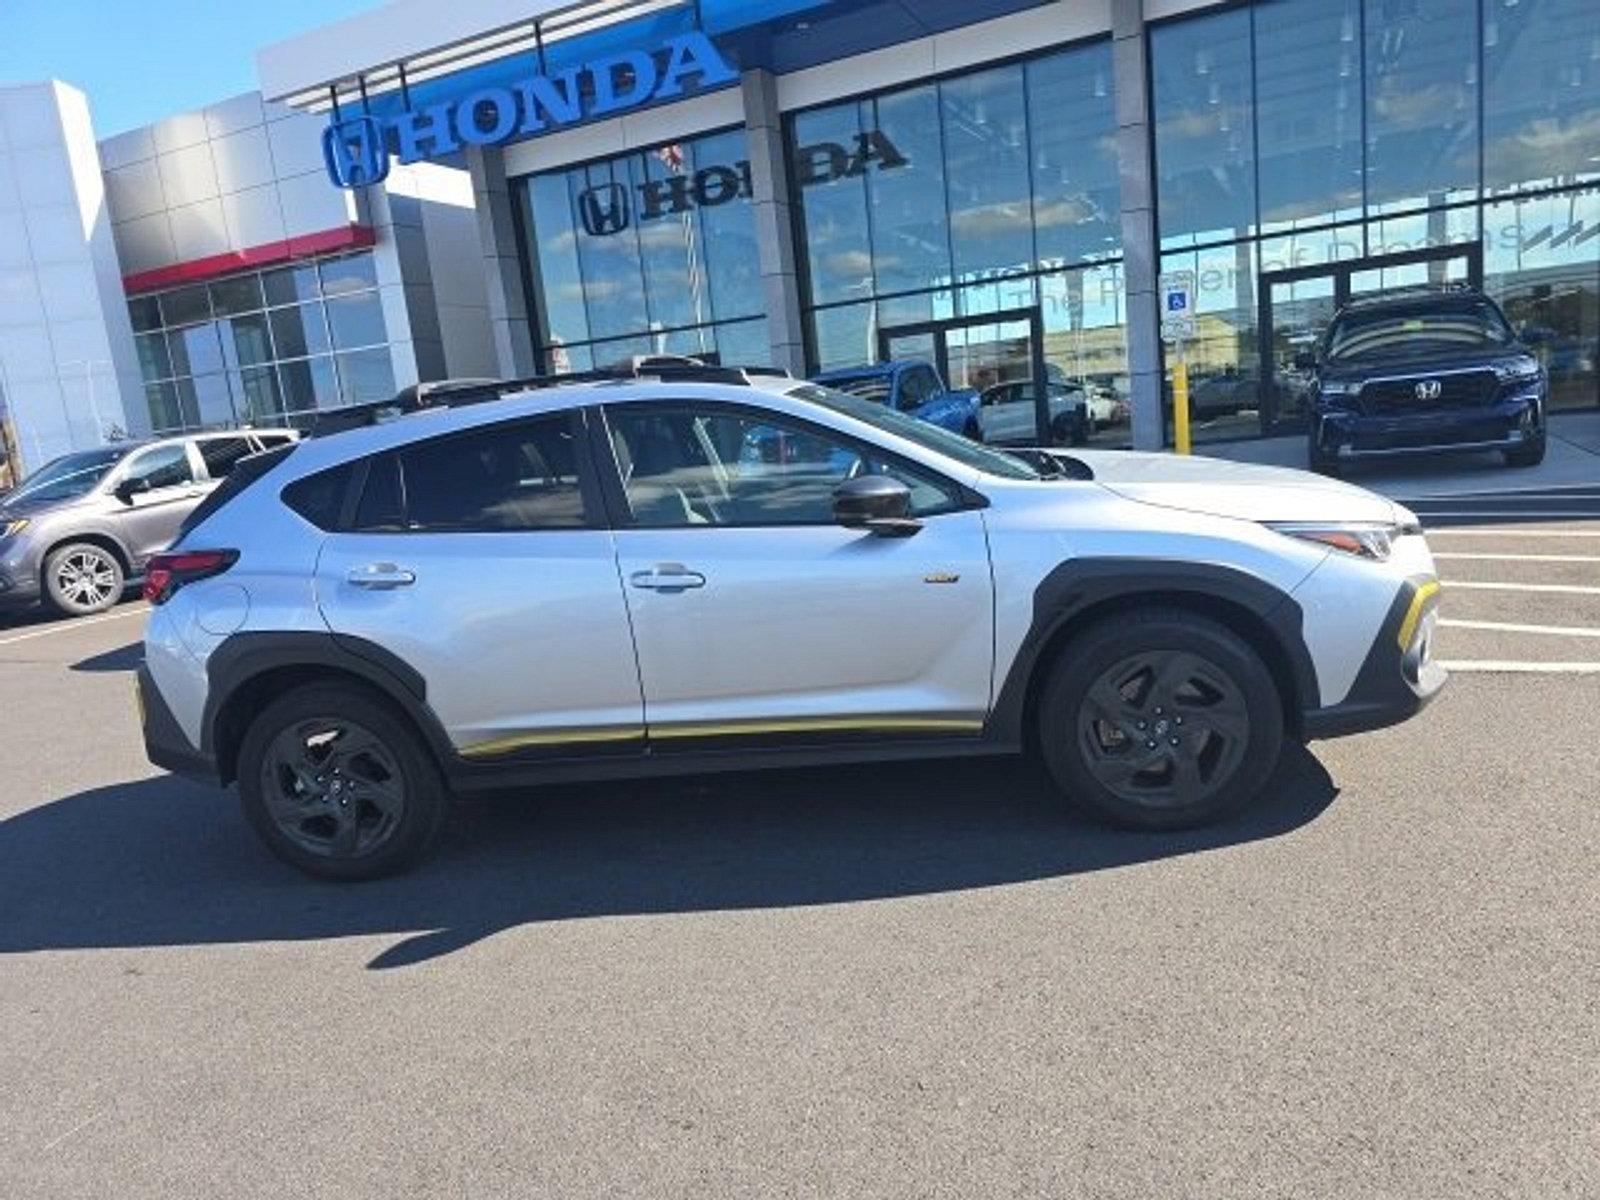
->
[[1, 506, 1596, 1198]]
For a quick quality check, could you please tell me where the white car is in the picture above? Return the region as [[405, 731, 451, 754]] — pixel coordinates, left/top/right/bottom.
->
[[138, 366, 1445, 880]]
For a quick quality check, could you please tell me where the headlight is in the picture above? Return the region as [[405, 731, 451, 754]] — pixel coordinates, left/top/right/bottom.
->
[[0, 518, 27, 539], [1494, 358, 1541, 385], [1318, 381, 1360, 401], [1266, 521, 1401, 561]]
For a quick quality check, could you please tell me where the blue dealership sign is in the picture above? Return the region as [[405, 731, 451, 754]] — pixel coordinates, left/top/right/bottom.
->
[[323, 31, 738, 189]]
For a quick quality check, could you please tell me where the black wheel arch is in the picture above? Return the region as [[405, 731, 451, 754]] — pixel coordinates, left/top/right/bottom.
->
[[204, 632, 456, 786], [987, 559, 1321, 747]]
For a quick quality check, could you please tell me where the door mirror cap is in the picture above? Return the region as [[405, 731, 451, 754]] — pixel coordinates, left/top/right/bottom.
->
[[1518, 323, 1549, 346], [113, 477, 151, 504], [1292, 349, 1317, 370], [833, 475, 920, 537]]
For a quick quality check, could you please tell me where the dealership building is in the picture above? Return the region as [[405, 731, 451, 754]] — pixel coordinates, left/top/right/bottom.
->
[[1, 0, 1595, 478]]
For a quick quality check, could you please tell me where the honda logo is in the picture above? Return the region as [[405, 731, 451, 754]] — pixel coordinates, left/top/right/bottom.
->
[[577, 183, 631, 237], [321, 116, 390, 189], [1415, 379, 1443, 401]]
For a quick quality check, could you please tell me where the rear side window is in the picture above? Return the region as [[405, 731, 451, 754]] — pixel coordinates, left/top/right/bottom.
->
[[350, 415, 591, 533], [281, 461, 354, 532], [180, 443, 298, 539], [197, 436, 256, 480]]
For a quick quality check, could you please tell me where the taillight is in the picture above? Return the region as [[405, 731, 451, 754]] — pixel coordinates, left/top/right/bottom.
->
[[142, 549, 238, 605]]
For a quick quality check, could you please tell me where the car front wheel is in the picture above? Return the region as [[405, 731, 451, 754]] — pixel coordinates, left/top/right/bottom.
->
[[238, 683, 448, 881], [43, 542, 125, 616], [1038, 609, 1285, 830]]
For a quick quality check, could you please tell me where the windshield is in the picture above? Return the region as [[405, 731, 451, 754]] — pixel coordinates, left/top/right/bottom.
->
[[819, 374, 893, 404], [788, 383, 1042, 480], [6, 447, 129, 505], [1326, 300, 1514, 362]]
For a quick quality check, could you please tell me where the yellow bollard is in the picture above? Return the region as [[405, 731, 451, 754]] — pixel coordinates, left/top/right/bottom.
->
[[1172, 358, 1191, 456]]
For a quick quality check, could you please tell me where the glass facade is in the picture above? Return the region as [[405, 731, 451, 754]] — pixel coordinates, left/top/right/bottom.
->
[[788, 40, 1128, 444], [128, 250, 394, 434], [519, 128, 768, 372], [1153, 0, 1600, 442]]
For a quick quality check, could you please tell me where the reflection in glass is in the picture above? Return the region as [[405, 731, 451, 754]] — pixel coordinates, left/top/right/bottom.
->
[[943, 66, 1033, 283], [1027, 45, 1121, 266], [326, 293, 388, 350], [791, 100, 875, 306], [1364, 0, 1479, 213], [1255, 0, 1363, 231], [1160, 243, 1261, 443], [270, 303, 331, 359], [1152, 8, 1257, 248], [335, 348, 398, 406], [1483, 0, 1600, 194]]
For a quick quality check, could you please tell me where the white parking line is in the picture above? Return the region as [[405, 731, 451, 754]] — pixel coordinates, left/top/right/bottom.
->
[[0, 606, 147, 647], [1442, 581, 1600, 596], [1439, 618, 1600, 639], [1432, 552, 1600, 563], [1439, 661, 1600, 674], [1417, 512, 1600, 520], [1427, 528, 1600, 537]]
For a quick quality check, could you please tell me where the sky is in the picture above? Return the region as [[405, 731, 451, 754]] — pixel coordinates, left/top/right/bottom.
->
[[0, 0, 383, 136]]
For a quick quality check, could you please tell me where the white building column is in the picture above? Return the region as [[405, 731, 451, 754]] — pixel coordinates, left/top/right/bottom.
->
[[740, 69, 807, 376], [1112, 0, 1165, 451], [465, 145, 538, 379]]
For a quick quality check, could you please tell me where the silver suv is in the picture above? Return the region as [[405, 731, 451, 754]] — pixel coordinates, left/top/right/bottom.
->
[[137, 368, 1444, 881], [0, 429, 297, 618]]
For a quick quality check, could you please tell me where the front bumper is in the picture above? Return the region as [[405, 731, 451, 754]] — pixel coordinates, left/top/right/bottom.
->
[[1313, 391, 1540, 460], [1302, 575, 1446, 739], [136, 663, 219, 783]]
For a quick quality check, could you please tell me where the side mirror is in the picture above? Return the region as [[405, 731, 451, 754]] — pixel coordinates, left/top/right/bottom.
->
[[1518, 323, 1548, 346], [114, 477, 150, 505], [833, 475, 920, 538], [1293, 349, 1317, 370]]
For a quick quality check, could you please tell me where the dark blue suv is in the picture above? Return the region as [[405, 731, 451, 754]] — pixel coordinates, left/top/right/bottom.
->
[[1303, 288, 1546, 474]]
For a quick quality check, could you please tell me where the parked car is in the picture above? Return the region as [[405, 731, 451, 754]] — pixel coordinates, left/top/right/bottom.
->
[[0, 428, 297, 617], [811, 361, 980, 438], [977, 378, 1089, 445], [137, 365, 1444, 880], [1301, 287, 1547, 473]]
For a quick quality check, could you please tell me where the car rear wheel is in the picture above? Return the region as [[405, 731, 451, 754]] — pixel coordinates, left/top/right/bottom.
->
[[238, 683, 448, 881], [43, 542, 124, 616], [1038, 609, 1285, 830]]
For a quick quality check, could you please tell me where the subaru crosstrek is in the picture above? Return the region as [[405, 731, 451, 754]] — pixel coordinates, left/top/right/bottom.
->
[[136, 368, 1446, 880], [1304, 287, 1546, 474]]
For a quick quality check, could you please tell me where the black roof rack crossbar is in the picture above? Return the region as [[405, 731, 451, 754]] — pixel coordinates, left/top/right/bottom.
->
[[307, 361, 791, 437]]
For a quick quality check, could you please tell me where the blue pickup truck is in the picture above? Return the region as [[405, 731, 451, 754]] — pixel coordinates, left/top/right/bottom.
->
[[811, 361, 981, 438]]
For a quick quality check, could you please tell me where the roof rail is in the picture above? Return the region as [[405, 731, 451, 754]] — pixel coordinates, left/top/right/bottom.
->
[[307, 359, 793, 437]]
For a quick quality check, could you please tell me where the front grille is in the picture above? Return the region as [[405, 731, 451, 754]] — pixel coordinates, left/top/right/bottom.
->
[[1360, 370, 1497, 414]]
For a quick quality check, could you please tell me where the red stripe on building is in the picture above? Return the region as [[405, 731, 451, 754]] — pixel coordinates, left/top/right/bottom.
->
[[122, 225, 377, 294]]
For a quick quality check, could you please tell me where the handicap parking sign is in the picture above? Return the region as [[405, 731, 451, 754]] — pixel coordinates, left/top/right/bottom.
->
[[1159, 270, 1196, 341]]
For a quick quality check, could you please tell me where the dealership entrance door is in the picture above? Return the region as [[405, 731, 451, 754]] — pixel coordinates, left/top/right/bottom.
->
[[1257, 244, 1483, 435], [878, 307, 1049, 440]]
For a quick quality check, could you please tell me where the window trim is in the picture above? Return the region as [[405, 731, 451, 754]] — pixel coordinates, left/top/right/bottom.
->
[[340, 410, 605, 535], [591, 398, 981, 532]]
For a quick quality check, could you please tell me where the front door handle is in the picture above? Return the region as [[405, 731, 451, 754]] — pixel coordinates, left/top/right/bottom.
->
[[347, 563, 417, 590], [629, 563, 706, 593]]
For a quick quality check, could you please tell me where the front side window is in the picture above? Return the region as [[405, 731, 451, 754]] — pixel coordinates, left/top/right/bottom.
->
[[124, 444, 196, 491], [354, 416, 590, 533], [606, 404, 964, 529]]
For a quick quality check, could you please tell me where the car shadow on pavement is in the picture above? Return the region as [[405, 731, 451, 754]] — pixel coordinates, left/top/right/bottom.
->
[[0, 748, 1336, 971], [68, 641, 144, 672]]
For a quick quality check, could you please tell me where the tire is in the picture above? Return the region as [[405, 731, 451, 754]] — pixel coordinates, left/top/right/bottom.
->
[[962, 418, 982, 442], [1037, 608, 1285, 831], [238, 682, 449, 881], [43, 542, 125, 616], [1503, 431, 1546, 467], [1307, 439, 1341, 477]]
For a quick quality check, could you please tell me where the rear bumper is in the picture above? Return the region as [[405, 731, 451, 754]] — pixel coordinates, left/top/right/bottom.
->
[[136, 663, 219, 784], [1302, 576, 1446, 739], [1313, 391, 1540, 460]]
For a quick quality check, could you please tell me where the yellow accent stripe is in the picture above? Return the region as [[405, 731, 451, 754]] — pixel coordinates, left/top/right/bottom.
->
[[460, 727, 645, 759], [650, 715, 986, 740], [459, 715, 986, 757], [1396, 579, 1442, 651]]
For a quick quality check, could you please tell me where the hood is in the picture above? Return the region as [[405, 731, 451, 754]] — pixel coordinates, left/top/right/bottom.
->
[[0, 491, 93, 521], [1321, 346, 1532, 381], [1068, 450, 1400, 525]]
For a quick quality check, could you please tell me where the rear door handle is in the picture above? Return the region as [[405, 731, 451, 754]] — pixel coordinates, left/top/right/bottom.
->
[[347, 563, 416, 590], [629, 563, 706, 593]]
